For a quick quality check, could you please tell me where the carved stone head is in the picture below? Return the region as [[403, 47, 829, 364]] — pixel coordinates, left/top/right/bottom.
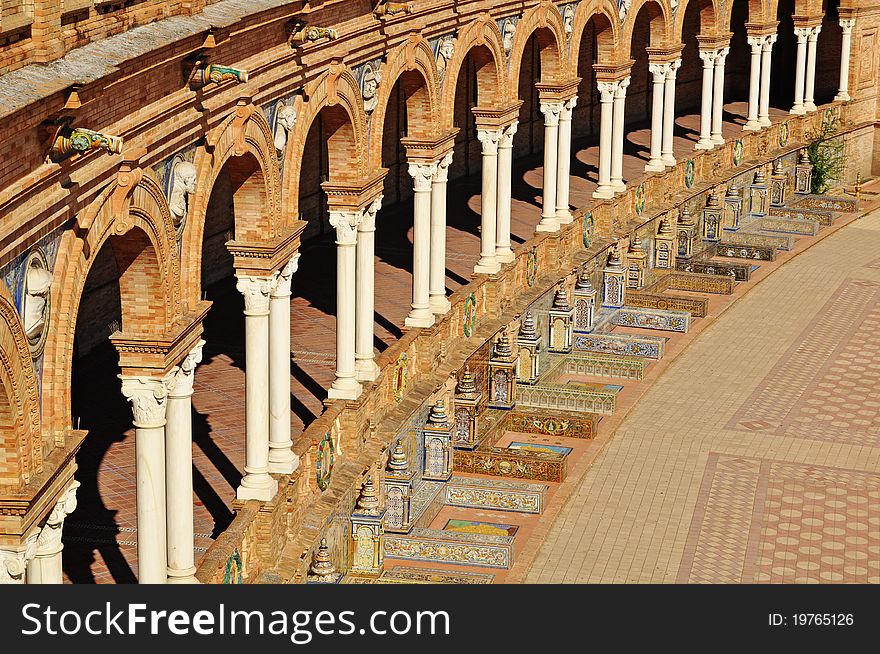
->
[[362, 64, 382, 114], [502, 19, 516, 56], [23, 249, 52, 357], [274, 102, 298, 154], [169, 160, 197, 234]]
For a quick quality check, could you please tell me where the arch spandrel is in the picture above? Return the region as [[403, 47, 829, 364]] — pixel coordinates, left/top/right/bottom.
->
[[722, 0, 769, 30], [368, 34, 443, 169], [622, 0, 676, 51], [507, 1, 569, 94], [673, 0, 724, 41], [567, 0, 623, 73]]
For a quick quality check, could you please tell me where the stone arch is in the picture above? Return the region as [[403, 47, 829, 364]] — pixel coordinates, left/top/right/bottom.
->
[[674, 0, 723, 41], [182, 104, 282, 308], [282, 65, 369, 222], [722, 0, 768, 28], [568, 0, 622, 71], [622, 0, 674, 52], [0, 282, 42, 487], [42, 171, 182, 438], [439, 15, 508, 127], [368, 34, 443, 168], [508, 1, 569, 93]]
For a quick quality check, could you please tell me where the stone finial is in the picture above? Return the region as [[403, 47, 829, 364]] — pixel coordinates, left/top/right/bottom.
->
[[519, 311, 537, 338], [355, 477, 381, 515], [658, 217, 674, 235], [552, 286, 571, 310], [627, 237, 647, 260], [798, 151, 811, 165], [493, 333, 512, 358], [387, 441, 409, 473], [706, 191, 720, 207], [456, 366, 478, 396], [374, 1, 413, 16], [606, 241, 624, 267], [575, 264, 594, 291], [772, 159, 784, 175], [309, 539, 336, 577], [428, 399, 449, 426], [753, 169, 766, 184], [678, 206, 694, 225], [726, 183, 740, 197]]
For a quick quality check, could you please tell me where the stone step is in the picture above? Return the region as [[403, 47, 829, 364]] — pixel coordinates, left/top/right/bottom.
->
[[446, 475, 549, 514], [612, 307, 691, 333], [384, 527, 514, 569]]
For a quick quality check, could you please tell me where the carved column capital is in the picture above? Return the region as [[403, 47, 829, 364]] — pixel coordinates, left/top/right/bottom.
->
[[36, 479, 79, 555], [539, 101, 563, 126], [236, 274, 273, 315], [432, 151, 454, 184], [500, 122, 518, 149], [763, 34, 778, 49], [329, 210, 361, 245], [477, 127, 503, 155], [747, 35, 764, 50], [271, 254, 301, 298], [359, 196, 384, 232], [597, 81, 617, 103], [614, 76, 630, 97], [794, 26, 811, 41], [648, 62, 671, 81], [560, 95, 578, 120], [0, 532, 39, 584], [715, 46, 729, 62], [840, 18, 856, 33], [168, 340, 206, 398], [698, 48, 718, 65], [408, 161, 438, 192], [808, 25, 822, 40], [120, 375, 172, 428]]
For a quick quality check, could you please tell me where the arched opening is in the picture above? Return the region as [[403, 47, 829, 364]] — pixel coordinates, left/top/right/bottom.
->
[[770, 0, 797, 109], [816, 0, 843, 104], [624, 2, 667, 166], [724, 0, 751, 122]]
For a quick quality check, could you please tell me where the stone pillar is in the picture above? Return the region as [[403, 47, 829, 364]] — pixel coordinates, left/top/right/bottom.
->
[[646, 63, 669, 171], [165, 342, 203, 584], [537, 100, 562, 232], [328, 210, 363, 398], [120, 375, 171, 583], [791, 27, 809, 114], [696, 49, 716, 149], [405, 162, 437, 328], [661, 59, 681, 167], [610, 77, 630, 193], [475, 127, 502, 273], [235, 275, 277, 501], [27, 480, 79, 584], [803, 25, 821, 112], [0, 533, 38, 585], [269, 256, 300, 471], [711, 47, 729, 146], [744, 36, 763, 130], [758, 34, 777, 127], [556, 96, 577, 224], [836, 19, 856, 102], [495, 123, 517, 263], [356, 198, 383, 381], [429, 152, 453, 313], [593, 81, 616, 199]]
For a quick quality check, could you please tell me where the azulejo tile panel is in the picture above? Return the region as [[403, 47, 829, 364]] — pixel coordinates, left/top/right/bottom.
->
[[721, 230, 796, 251], [713, 243, 777, 262], [518, 382, 617, 415], [508, 409, 599, 438], [793, 194, 858, 212], [573, 332, 665, 359], [625, 291, 709, 318], [758, 216, 820, 236], [378, 566, 495, 584], [561, 352, 646, 380], [445, 475, 548, 514], [677, 258, 751, 282], [454, 447, 566, 482], [768, 205, 835, 226], [613, 307, 691, 333], [384, 528, 514, 569], [656, 271, 734, 295]]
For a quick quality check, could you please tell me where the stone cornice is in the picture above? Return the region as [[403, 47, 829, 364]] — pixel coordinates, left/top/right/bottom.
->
[[322, 170, 388, 213], [792, 14, 825, 29], [471, 101, 523, 129], [593, 61, 634, 82], [227, 222, 306, 278], [695, 34, 732, 50], [401, 129, 459, 163], [745, 21, 780, 36], [535, 79, 581, 102], [646, 45, 685, 63]]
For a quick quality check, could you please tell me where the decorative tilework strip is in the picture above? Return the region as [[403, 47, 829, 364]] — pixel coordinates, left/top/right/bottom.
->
[[384, 528, 514, 568], [560, 352, 646, 380], [758, 216, 820, 236], [625, 291, 709, 318], [656, 271, 734, 295], [445, 476, 548, 514], [454, 447, 566, 482], [677, 258, 751, 282], [713, 242, 777, 262], [793, 194, 858, 212], [507, 409, 599, 439], [613, 307, 691, 333], [573, 332, 665, 359], [768, 205, 835, 226], [721, 229, 796, 251], [518, 382, 617, 415]]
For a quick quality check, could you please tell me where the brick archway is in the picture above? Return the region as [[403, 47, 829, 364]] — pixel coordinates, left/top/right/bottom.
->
[[181, 103, 282, 309], [507, 1, 569, 93], [723, 0, 769, 29], [623, 0, 675, 53], [41, 171, 183, 438], [674, 0, 723, 41], [568, 0, 622, 71]]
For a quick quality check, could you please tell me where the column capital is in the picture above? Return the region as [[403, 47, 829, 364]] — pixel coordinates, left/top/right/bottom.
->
[[808, 25, 822, 39], [539, 100, 564, 126], [408, 161, 438, 192], [614, 76, 630, 98], [477, 127, 503, 155], [236, 274, 274, 315], [35, 480, 81, 556], [359, 195, 383, 231], [168, 340, 205, 398], [120, 375, 172, 428], [763, 34, 778, 49], [271, 253, 300, 298], [0, 532, 39, 584], [747, 34, 764, 49], [698, 48, 718, 65], [560, 95, 578, 120], [715, 46, 729, 61], [329, 210, 362, 244], [840, 17, 856, 33], [597, 80, 618, 102], [648, 62, 671, 81], [500, 121, 518, 148], [794, 26, 811, 40]]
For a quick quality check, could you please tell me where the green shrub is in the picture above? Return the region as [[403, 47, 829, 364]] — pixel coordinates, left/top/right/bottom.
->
[[805, 116, 845, 194]]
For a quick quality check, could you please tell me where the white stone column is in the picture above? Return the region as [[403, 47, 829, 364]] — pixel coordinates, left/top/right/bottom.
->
[[355, 198, 383, 380], [429, 152, 453, 313], [328, 211, 363, 397], [610, 76, 630, 193], [495, 122, 517, 263], [475, 127, 502, 272], [234, 275, 277, 501], [696, 49, 716, 149], [661, 59, 681, 167], [120, 375, 171, 583], [791, 27, 809, 114], [537, 100, 562, 232], [758, 34, 777, 127], [165, 343, 203, 584], [26, 481, 79, 584], [405, 162, 437, 329], [268, 256, 301, 470], [744, 36, 763, 130], [646, 63, 669, 171], [804, 25, 821, 112], [835, 18, 856, 102], [593, 81, 616, 199], [0, 533, 38, 585], [711, 47, 729, 146], [556, 96, 577, 223]]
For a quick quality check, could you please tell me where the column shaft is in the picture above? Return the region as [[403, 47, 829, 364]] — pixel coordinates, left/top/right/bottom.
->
[[758, 35, 776, 127], [355, 200, 382, 380], [429, 153, 452, 312], [593, 82, 615, 199], [405, 163, 437, 328], [537, 101, 562, 232], [711, 48, 728, 145], [475, 128, 501, 271], [646, 64, 668, 171], [804, 27, 821, 112], [610, 77, 629, 193], [836, 20, 855, 102], [556, 97, 577, 223], [696, 50, 715, 149], [269, 258, 299, 471], [791, 29, 808, 114], [328, 214, 363, 396], [744, 38, 762, 130], [495, 123, 516, 263], [661, 60, 680, 166]]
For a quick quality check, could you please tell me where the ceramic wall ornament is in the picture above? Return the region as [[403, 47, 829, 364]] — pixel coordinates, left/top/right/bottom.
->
[[582, 211, 594, 249], [635, 183, 646, 216], [316, 432, 335, 491], [525, 247, 538, 287], [779, 121, 790, 148], [22, 248, 52, 360], [48, 121, 123, 162], [223, 549, 244, 584], [498, 17, 519, 63], [358, 59, 384, 117], [463, 293, 477, 337], [733, 139, 744, 166], [684, 160, 695, 188], [823, 107, 836, 130], [392, 353, 409, 402]]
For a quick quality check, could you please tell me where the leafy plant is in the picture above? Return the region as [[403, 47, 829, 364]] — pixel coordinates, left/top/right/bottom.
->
[[805, 116, 845, 194]]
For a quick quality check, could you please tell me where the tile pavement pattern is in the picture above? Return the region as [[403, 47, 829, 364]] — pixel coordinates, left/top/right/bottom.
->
[[526, 208, 880, 584]]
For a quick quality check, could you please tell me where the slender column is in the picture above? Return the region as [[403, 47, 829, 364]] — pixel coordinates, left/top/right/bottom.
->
[[165, 343, 203, 584], [26, 481, 79, 584], [646, 63, 669, 171], [475, 127, 502, 272], [537, 101, 562, 232], [235, 275, 277, 501], [835, 19, 856, 102], [429, 152, 453, 313], [120, 375, 171, 583], [405, 162, 437, 328], [556, 96, 577, 223], [791, 28, 809, 114], [610, 76, 630, 193], [744, 36, 763, 130], [758, 34, 777, 127], [711, 47, 729, 145], [355, 198, 383, 380], [695, 49, 716, 149], [593, 81, 616, 199], [661, 59, 681, 167], [495, 122, 517, 263], [803, 26, 821, 112], [268, 256, 301, 471], [328, 211, 363, 397], [0, 533, 38, 584]]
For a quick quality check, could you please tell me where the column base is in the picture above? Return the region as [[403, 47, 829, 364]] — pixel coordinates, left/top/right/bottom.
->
[[611, 180, 626, 194], [555, 210, 573, 225], [167, 567, 200, 584], [694, 139, 714, 150], [804, 103, 817, 113], [404, 309, 435, 329], [645, 160, 665, 173], [495, 248, 515, 264], [236, 474, 277, 502], [268, 451, 300, 475], [429, 295, 452, 314], [535, 217, 560, 233], [592, 186, 614, 200], [355, 357, 381, 382], [711, 135, 725, 146], [758, 117, 771, 127], [743, 121, 761, 131], [474, 258, 501, 275], [328, 377, 363, 400], [662, 155, 677, 167], [790, 106, 806, 115], [834, 92, 850, 102]]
